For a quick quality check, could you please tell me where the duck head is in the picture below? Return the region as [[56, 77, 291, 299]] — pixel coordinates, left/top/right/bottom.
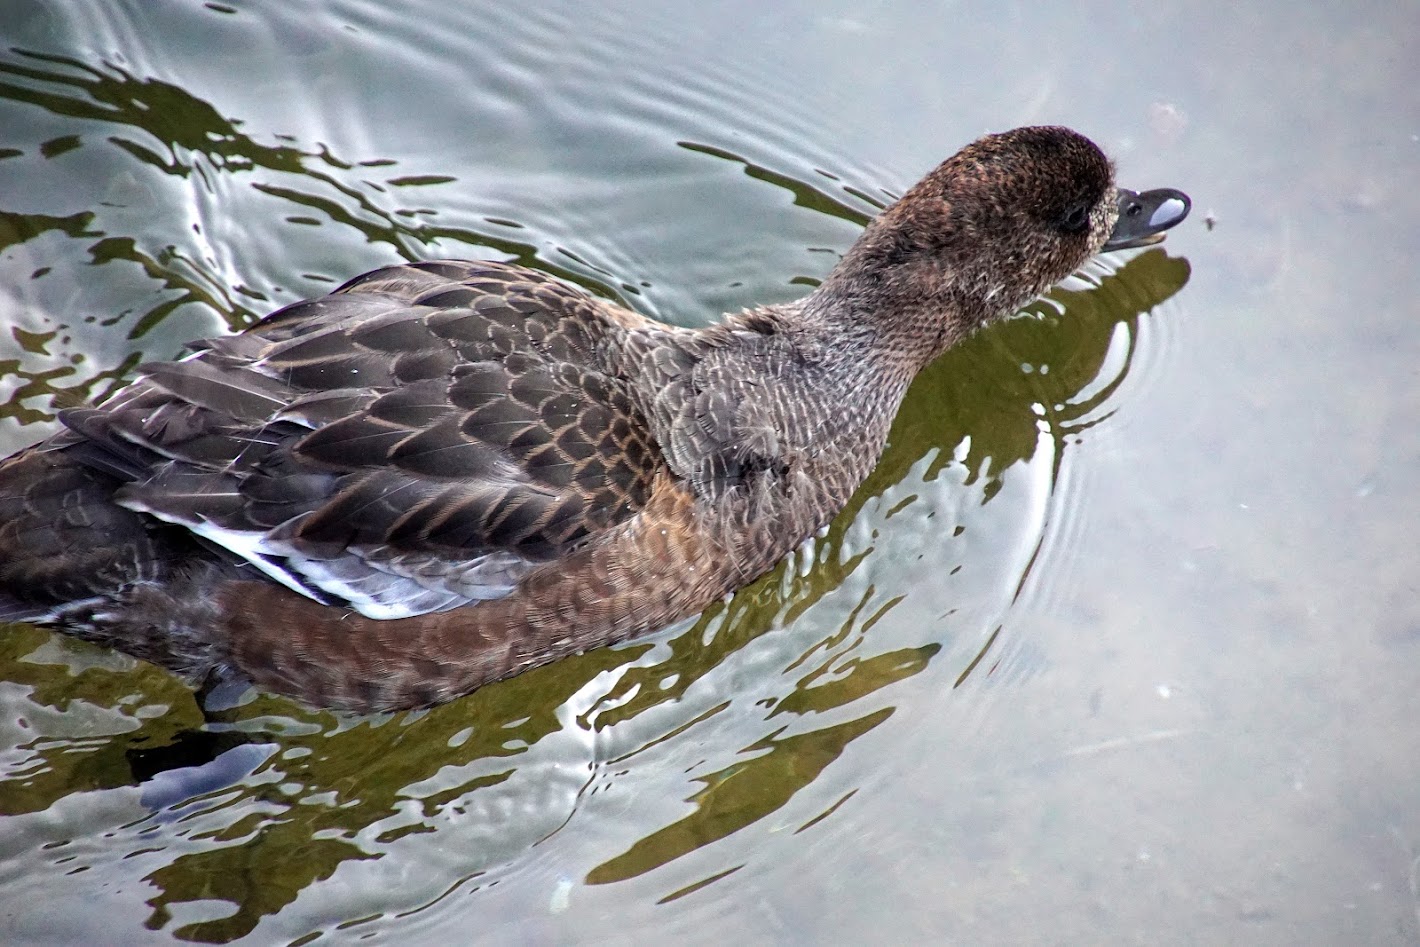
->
[[815, 126, 1189, 361]]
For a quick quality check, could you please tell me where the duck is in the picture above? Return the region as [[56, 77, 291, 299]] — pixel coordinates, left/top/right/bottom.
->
[[0, 126, 1189, 712]]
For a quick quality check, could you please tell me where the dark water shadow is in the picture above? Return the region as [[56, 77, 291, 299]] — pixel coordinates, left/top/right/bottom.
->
[[0, 47, 644, 431]]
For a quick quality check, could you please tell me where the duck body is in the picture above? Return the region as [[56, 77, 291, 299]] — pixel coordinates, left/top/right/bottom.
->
[[0, 127, 1188, 711]]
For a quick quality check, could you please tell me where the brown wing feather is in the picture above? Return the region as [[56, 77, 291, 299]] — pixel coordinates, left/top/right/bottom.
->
[[273, 353, 660, 557], [88, 260, 668, 614]]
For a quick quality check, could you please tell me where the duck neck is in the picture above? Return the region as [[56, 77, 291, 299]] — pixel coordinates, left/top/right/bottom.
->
[[798, 262, 992, 383]]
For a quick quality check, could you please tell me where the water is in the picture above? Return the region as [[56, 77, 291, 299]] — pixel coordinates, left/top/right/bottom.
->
[[1, 0, 1416, 943]]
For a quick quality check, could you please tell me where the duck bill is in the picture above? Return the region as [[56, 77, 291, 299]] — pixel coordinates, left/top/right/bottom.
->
[[1104, 187, 1191, 250]]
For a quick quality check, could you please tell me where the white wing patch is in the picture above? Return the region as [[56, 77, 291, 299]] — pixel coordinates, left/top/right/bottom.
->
[[118, 497, 530, 620]]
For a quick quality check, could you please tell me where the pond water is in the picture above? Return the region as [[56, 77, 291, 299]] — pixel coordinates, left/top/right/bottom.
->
[[1, 0, 1417, 943]]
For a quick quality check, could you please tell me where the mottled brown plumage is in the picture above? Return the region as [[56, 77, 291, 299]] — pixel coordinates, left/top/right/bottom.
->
[[0, 126, 1188, 711]]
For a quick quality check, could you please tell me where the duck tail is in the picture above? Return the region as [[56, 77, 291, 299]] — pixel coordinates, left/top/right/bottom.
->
[[0, 440, 232, 681]]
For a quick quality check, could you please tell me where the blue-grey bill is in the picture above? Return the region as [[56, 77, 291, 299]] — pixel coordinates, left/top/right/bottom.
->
[[1104, 187, 1191, 250]]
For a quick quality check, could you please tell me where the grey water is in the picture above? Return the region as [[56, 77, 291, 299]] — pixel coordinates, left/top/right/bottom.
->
[[0, 0, 1416, 943]]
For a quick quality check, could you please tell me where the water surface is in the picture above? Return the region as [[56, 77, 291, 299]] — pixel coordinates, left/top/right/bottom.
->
[[0, 0, 1416, 943]]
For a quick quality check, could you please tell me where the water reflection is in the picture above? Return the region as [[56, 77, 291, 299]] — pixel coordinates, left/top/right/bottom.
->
[[678, 140, 884, 229], [0, 46, 635, 434], [0, 34, 1191, 947], [0, 49, 263, 332]]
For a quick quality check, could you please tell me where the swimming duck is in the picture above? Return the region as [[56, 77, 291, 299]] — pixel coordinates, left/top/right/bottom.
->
[[0, 126, 1188, 712]]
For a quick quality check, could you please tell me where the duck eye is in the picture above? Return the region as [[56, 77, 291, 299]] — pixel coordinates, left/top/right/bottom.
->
[[1059, 203, 1091, 234]]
